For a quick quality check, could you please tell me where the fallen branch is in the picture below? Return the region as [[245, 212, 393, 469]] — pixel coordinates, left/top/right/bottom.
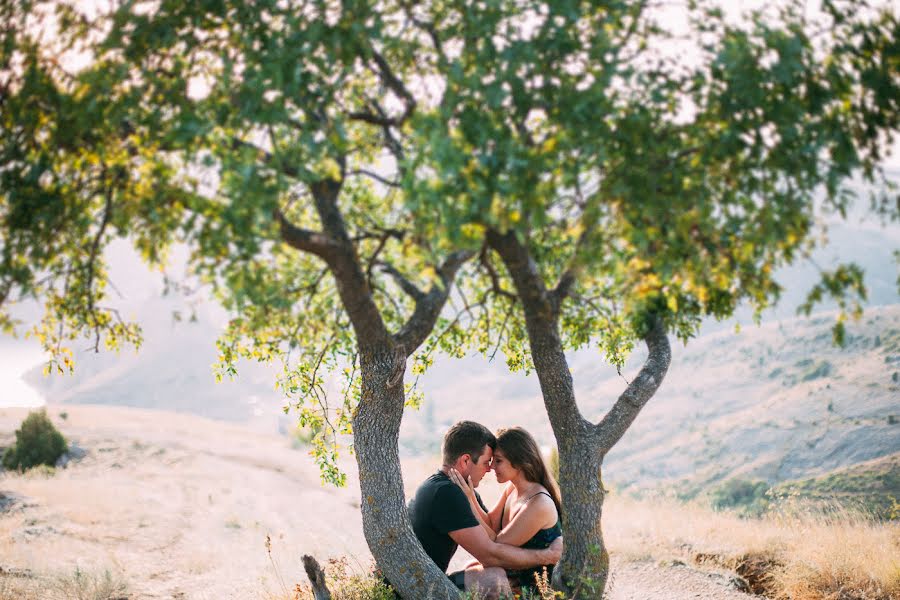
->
[[302, 555, 333, 600]]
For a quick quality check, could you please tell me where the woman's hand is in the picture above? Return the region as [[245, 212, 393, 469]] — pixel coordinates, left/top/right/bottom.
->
[[449, 468, 476, 502]]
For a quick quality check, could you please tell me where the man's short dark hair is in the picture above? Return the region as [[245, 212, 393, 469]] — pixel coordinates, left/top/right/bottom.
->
[[442, 421, 496, 466]]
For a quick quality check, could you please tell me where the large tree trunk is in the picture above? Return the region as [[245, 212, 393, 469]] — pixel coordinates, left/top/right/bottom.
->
[[524, 309, 610, 597], [488, 229, 670, 598], [284, 181, 472, 599], [353, 343, 460, 600], [553, 435, 609, 597]]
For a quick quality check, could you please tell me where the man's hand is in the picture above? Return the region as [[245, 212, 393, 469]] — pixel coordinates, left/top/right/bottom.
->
[[547, 536, 563, 564]]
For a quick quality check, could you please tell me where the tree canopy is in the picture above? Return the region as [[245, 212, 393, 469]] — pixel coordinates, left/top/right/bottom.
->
[[1, 0, 898, 595]]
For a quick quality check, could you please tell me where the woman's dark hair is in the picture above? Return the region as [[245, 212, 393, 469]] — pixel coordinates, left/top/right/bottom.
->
[[496, 427, 562, 517], [442, 420, 496, 466]]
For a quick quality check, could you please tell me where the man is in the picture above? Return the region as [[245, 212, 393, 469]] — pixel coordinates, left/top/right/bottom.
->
[[408, 421, 562, 599]]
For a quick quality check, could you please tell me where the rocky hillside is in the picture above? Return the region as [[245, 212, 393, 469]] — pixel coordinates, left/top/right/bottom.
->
[[770, 451, 900, 518], [19, 301, 900, 497], [405, 304, 900, 496]]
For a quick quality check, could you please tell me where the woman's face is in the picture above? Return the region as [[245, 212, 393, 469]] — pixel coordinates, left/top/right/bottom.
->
[[492, 449, 519, 484]]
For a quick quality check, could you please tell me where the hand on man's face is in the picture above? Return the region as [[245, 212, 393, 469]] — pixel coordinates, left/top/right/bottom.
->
[[466, 445, 494, 488]]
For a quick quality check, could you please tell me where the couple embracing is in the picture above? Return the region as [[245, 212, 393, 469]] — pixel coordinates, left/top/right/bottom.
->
[[408, 421, 563, 599]]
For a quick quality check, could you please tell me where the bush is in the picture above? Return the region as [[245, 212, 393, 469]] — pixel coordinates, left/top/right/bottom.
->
[[710, 479, 771, 516], [2, 409, 68, 471]]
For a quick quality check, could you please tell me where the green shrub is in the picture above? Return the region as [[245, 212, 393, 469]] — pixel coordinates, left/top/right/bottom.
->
[[2, 409, 68, 471], [710, 479, 771, 516]]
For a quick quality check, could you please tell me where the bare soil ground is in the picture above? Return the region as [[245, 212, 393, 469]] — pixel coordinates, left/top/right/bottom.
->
[[0, 405, 751, 599]]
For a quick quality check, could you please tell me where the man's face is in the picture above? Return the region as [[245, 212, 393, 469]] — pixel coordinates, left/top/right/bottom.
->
[[465, 444, 494, 488]]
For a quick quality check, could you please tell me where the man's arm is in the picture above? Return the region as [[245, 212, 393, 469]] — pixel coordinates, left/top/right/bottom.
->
[[449, 526, 563, 570]]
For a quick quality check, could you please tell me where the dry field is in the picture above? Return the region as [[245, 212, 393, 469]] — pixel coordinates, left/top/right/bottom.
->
[[1, 405, 897, 599], [603, 495, 900, 599]]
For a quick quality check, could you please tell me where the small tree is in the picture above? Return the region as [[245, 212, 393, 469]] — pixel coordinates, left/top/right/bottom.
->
[[2, 409, 68, 471]]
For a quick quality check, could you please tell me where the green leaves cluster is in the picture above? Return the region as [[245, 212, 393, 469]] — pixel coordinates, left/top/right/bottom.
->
[[1, 0, 897, 481], [2, 409, 68, 471]]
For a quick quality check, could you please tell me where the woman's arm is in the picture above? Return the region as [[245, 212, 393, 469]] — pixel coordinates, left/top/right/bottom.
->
[[495, 493, 558, 548]]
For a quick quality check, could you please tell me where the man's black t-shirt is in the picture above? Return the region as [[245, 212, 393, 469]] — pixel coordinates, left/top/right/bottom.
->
[[409, 471, 488, 572]]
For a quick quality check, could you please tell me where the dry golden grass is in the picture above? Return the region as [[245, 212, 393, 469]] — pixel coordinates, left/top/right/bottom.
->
[[603, 494, 900, 600], [0, 567, 128, 600]]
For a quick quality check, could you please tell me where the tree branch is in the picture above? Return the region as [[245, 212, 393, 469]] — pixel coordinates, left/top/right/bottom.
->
[[479, 243, 518, 302], [393, 250, 475, 354], [349, 168, 401, 188], [549, 220, 597, 311], [594, 316, 671, 454], [305, 180, 392, 348], [399, 1, 448, 64], [487, 227, 589, 435], [378, 261, 426, 302], [368, 47, 417, 123], [273, 208, 338, 259], [485, 229, 550, 313]]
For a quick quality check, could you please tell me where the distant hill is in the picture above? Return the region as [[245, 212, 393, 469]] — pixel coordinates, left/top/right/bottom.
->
[[405, 304, 900, 496], [22, 297, 287, 431], [770, 452, 900, 519]]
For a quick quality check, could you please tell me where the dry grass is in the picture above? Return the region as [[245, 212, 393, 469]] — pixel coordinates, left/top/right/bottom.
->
[[603, 494, 900, 600], [0, 567, 128, 600]]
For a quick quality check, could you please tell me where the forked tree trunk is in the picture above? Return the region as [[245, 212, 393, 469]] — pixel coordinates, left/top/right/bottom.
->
[[279, 180, 472, 599], [488, 229, 671, 598], [525, 311, 611, 597], [352, 347, 461, 599]]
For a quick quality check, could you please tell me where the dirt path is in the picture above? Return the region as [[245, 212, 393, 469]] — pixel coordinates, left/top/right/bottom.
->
[[605, 560, 751, 599], [0, 406, 752, 599]]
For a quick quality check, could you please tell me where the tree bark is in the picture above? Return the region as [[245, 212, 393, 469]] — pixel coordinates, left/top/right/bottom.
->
[[278, 182, 468, 599], [487, 228, 671, 598], [353, 343, 460, 599]]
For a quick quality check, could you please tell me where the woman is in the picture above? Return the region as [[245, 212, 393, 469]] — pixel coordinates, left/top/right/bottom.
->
[[450, 426, 562, 591]]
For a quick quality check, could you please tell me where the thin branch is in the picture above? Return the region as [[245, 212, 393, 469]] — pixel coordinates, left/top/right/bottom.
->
[[85, 179, 115, 352], [372, 281, 406, 318], [368, 48, 417, 123], [479, 244, 518, 302], [377, 261, 425, 302], [347, 110, 397, 127], [348, 168, 401, 189], [549, 220, 597, 311], [488, 303, 515, 362], [393, 250, 475, 354]]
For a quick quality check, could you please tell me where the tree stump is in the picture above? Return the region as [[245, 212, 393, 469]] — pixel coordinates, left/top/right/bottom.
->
[[301, 555, 333, 600]]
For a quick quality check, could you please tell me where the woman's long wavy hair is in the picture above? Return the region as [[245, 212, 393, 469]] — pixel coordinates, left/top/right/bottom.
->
[[496, 427, 562, 518]]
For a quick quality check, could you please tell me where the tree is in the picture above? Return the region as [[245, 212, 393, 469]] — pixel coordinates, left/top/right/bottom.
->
[[400, 0, 899, 594], [1, 0, 898, 598], [2, 1, 473, 597]]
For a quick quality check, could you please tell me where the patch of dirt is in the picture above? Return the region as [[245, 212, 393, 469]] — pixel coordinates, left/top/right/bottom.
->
[[604, 559, 754, 600], [692, 550, 783, 596]]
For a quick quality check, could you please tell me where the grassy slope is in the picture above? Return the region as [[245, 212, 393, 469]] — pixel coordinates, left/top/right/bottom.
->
[[771, 452, 900, 519]]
